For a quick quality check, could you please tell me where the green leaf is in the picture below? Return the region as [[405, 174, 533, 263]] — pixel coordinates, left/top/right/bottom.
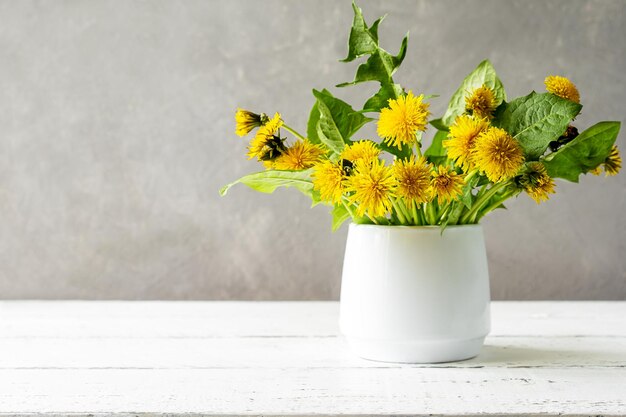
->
[[306, 101, 321, 144], [313, 89, 372, 154], [378, 140, 413, 160], [362, 82, 404, 112], [445, 201, 465, 226], [460, 175, 480, 209], [341, 2, 380, 62], [313, 89, 372, 139], [543, 121, 621, 182], [331, 204, 351, 231], [310, 189, 323, 207], [337, 2, 411, 115], [220, 169, 314, 197], [493, 92, 582, 160], [424, 130, 448, 165], [337, 35, 408, 87], [429, 118, 449, 132], [441, 60, 506, 126]]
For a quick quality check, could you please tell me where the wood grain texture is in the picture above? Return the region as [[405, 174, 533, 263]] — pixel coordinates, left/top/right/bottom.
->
[[0, 301, 625, 416]]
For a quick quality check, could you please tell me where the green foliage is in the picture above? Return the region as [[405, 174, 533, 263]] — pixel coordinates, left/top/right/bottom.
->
[[493, 92, 582, 160], [337, 2, 408, 114], [429, 118, 449, 132], [441, 201, 465, 230], [424, 130, 448, 165], [460, 175, 481, 209], [219, 169, 314, 197], [308, 89, 372, 155], [543, 121, 621, 182], [340, 3, 383, 62], [222, 2, 621, 231], [441, 60, 506, 126], [306, 101, 321, 144], [331, 204, 351, 231], [362, 82, 404, 113], [379, 140, 413, 160]]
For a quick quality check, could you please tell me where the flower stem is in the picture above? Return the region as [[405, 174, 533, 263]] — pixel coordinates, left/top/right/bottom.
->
[[461, 180, 510, 224], [342, 200, 356, 220], [414, 143, 423, 158], [411, 200, 421, 225], [391, 199, 408, 225], [376, 216, 390, 225], [464, 169, 479, 183], [282, 124, 306, 141], [398, 199, 414, 225], [475, 189, 519, 222], [426, 201, 438, 225], [438, 202, 452, 222], [418, 203, 427, 225]]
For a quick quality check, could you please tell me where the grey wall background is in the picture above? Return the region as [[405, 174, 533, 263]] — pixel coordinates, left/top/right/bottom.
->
[[0, 0, 624, 300]]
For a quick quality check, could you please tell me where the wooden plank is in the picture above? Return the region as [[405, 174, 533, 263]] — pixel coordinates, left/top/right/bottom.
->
[[0, 301, 625, 416], [0, 301, 339, 338], [1, 301, 625, 338], [0, 368, 624, 416], [0, 336, 624, 369]]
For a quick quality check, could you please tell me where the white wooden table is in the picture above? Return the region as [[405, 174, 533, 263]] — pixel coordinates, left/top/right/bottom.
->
[[0, 301, 624, 416]]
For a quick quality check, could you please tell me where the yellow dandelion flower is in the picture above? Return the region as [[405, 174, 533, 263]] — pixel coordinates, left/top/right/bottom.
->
[[589, 166, 603, 176], [603, 145, 622, 176], [235, 108, 268, 137], [273, 140, 326, 170], [340, 140, 381, 164], [443, 115, 490, 171], [312, 160, 345, 204], [545, 75, 580, 103], [472, 127, 525, 182], [247, 113, 284, 161], [377, 91, 430, 149], [392, 156, 431, 204], [465, 85, 497, 119], [521, 162, 556, 204], [347, 159, 396, 218], [592, 145, 622, 176], [429, 165, 464, 204]]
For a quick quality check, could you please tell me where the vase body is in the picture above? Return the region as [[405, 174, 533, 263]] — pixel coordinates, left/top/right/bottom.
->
[[339, 223, 491, 363]]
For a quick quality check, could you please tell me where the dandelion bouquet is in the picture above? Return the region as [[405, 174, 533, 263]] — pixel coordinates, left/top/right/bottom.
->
[[221, 3, 621, 231]]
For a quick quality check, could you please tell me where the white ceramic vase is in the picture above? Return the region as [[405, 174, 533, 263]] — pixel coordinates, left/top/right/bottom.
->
[[339, 223, 491, 363]]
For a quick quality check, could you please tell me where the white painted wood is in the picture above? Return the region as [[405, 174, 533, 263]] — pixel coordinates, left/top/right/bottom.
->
[[0, 301, 340, 338], [0, 336, 625, 369], [0, 301, 624, 416], [1, 301, 625, 338], [0, 368, 625, 415]]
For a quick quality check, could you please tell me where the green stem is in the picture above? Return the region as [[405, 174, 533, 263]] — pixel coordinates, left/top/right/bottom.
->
[[418, 203, 427, 225], [411, 200, 421, 225], [391, 199, 408, 225], [461, 180, 511, 224], [426, 201, 438, 225], [464, 169, 479, 183], [341, 200, 356, 220], [439, 203, 452, 222], [398, 199, 414, 225], [475, 189, 519, 222], [282, 124, 306, 141], [376, 216, 390, 225], [475, 183, 489, 199], [438, 201, 451, 219], [414, 143, 423, 158]]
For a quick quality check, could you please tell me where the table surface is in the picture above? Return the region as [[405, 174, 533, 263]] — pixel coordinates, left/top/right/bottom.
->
[[0, 301, 624, 416]]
